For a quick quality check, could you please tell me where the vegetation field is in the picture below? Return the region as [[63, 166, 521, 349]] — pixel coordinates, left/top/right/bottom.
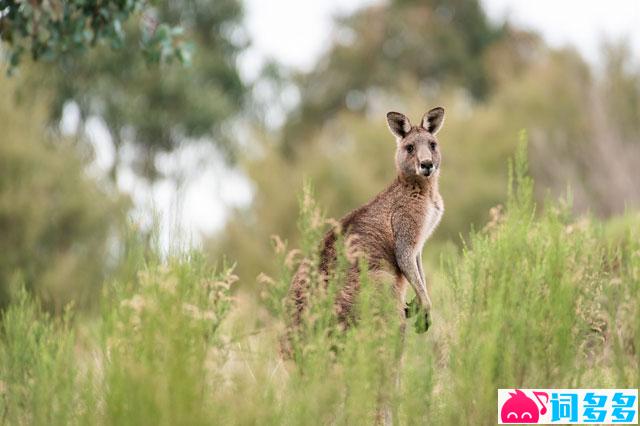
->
[[1, 146, 638, 425]]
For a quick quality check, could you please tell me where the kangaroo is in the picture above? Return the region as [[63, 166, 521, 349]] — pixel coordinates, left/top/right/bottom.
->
[[285, 107, 445, 348]]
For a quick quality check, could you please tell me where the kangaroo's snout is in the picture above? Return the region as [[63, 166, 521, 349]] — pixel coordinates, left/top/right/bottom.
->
[[420, 160, 434, 176]]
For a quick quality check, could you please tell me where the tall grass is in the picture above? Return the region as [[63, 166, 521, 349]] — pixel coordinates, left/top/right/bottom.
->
[[0, 143, 638, 425]]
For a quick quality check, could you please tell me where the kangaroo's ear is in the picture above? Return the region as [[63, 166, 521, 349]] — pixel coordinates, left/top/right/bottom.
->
[[421, 107, 445, 135], [386, 112, 412, 139]]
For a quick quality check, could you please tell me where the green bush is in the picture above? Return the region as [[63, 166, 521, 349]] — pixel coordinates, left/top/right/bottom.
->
[[100, 252, 236, 425], [0, 287, 77, 424], [0, 250, 237, 425]]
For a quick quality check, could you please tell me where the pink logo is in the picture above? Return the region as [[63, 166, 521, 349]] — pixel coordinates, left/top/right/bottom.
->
[[500, 389, 549, 423]]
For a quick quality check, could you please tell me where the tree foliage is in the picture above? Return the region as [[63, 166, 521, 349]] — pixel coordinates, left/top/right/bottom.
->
[[281, 0, 504, 151], [0, 0, 190, 69], [17, 0, 248, 181], [0, 74, 125, 311]]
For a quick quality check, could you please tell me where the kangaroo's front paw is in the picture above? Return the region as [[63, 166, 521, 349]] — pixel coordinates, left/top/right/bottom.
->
[[404, 296, 420, 319], [414, 309, 431, 334]]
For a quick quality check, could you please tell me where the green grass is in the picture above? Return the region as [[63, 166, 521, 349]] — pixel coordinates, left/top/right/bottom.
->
[[0, 145, 638, 425]]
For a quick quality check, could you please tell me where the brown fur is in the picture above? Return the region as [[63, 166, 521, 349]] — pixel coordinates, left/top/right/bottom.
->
[[284, 107, 445, 355]]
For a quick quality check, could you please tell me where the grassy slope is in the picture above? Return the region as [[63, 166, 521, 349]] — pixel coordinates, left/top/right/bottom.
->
[[0, 146, 638, 425]]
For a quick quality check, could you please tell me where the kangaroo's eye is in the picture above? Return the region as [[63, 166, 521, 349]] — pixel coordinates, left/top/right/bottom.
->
[[430, 142, 437, 150], [406, 144, 414, 154]]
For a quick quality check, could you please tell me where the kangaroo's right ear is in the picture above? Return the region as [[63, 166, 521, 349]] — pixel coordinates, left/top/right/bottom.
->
[[386, 112, 412, 139]]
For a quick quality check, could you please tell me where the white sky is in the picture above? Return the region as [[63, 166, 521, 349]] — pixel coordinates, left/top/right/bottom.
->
[[241, 0, 639, 73], [482, 0, 640, 63], [74, 0, 640, 250], [240, 0, 379, 77]]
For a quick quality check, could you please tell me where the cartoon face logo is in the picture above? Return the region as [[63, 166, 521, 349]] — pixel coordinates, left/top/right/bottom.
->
[[501, 389, 548, 423]]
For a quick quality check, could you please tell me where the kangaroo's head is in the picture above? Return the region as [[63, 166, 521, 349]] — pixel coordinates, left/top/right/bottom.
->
[[386, 107, 445, 180]]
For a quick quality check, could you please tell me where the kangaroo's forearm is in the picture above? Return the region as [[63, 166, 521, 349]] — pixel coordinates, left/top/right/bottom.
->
[[397, 254, 430, 310], [415, 253, 431, 308], [416, 253, 425, 287]]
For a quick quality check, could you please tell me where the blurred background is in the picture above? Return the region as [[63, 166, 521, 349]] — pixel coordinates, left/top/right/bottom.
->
[[1, 0, 639, 310]]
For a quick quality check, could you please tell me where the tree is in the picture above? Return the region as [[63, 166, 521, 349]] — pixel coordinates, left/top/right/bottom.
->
[[17, 0, 248, 181]]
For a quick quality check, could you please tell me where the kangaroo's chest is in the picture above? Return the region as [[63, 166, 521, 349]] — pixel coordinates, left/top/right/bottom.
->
[[417, 196, 443, 250]]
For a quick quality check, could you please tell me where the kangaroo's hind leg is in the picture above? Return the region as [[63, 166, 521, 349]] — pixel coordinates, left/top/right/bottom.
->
[[374, 273, 408, 425], [335, 263, 361, 329]]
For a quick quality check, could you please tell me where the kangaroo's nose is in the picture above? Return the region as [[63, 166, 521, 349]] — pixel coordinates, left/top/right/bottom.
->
[[420, 161, 434, 175]]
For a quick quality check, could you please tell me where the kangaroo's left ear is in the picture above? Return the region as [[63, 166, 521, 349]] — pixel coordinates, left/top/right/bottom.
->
[[421, 107, 445, 135]]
